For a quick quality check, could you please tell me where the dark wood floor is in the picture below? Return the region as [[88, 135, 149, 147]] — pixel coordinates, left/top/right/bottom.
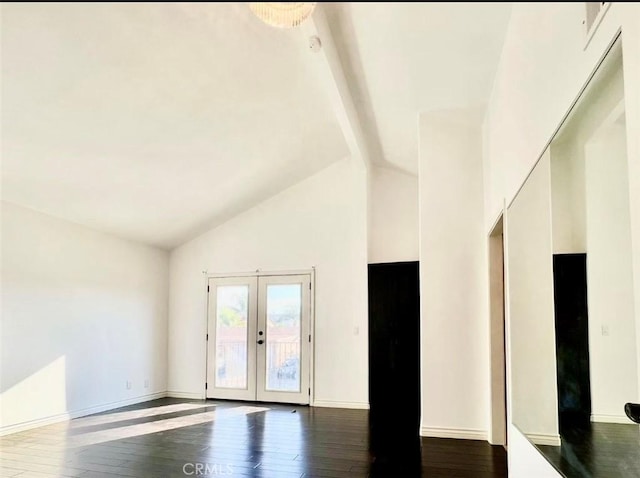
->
[[537, 422, 640, 477], [0, 398, 507, 477]]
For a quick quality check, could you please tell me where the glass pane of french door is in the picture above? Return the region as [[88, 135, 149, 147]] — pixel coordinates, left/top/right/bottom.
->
[[265, 284, 302, 392], [215, 285, 249, 389], [257, 275, 310, 404], [206, 277, 257, 401]]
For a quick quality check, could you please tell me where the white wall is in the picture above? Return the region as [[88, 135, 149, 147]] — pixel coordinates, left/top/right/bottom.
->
[[1, 202, 169, 434], [508, 425, 562, 478], [549, 144, 573, 253], [368, 166, 419, 264], [168, 159, 369, 408], [484, 3, 639, 227], [550, 47, 625, 255], [484, 2, 640, 473], [585, 122, 638, 421], [622, 8, 640, 399], [506, 151, 559, 445], [550, 141, 586, 254], [418, 109, 489, 439], [549, 55, 636, 422]]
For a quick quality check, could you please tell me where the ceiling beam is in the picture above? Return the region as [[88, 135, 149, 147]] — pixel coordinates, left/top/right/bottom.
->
[[301, 5, 372, 169]]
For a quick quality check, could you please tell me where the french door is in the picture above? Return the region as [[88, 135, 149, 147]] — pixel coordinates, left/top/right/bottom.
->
[[206, 274, 311, 404]]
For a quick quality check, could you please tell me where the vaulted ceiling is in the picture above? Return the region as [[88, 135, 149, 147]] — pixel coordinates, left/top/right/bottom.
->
[[1, 3, 512, 249]]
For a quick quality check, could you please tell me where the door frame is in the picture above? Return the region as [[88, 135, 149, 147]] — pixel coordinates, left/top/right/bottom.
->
[[488, 213, 508, 447], [204, 269, 316, 405]]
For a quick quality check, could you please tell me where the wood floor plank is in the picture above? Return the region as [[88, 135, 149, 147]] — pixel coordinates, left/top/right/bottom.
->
[[1, 398, 508, 477], [537, 422, 640, 478]]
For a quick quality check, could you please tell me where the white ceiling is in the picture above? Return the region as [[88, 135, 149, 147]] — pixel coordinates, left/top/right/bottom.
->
[[1, 3, 512, 249], [325, 2, 512, 174], [1, 3, 348, 248]]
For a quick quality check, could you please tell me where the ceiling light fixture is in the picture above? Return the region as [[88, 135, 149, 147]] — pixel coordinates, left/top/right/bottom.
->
[[249, 3, 317, 28]]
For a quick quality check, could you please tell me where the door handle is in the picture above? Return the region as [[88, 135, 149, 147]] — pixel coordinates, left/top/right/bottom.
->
[[257, 339, 264, 345]]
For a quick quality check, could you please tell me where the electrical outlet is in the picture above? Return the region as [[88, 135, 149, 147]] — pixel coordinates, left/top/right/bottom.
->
[[144, 379, 149, 389], [601, 325, 609, 336], [126, 380, 132, 390]]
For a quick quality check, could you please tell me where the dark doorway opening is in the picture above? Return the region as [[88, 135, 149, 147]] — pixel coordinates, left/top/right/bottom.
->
[[552, 253, 592, 432], [368, 261, 421, 475]]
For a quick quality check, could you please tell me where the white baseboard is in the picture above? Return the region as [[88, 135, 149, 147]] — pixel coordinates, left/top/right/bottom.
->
[[166, 391, 206, 400], [528, 433, 561, 446], [591, 413, 633, 424], [0, 391, 167, 437], [312, 400, 370, 410], [420, 426, 487, 441]]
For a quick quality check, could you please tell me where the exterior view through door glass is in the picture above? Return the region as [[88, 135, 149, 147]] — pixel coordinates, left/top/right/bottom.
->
[[206, 277, 257, 401], [257, 274, 311, 404], [206, 273, 311, 405], [265, 284, 302, 392]]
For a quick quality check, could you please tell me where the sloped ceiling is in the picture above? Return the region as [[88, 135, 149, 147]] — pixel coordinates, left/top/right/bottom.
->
[[325, 2, 512, 174], [1, 3, 512, 248], [1, 3, 349, 248]]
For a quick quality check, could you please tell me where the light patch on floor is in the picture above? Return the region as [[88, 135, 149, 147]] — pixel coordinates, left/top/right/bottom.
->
[[68, 402, 214, 430], [67, 405, 270, 448]]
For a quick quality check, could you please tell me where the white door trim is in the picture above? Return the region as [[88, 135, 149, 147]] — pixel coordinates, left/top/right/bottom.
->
[[207, 268, 315, 279]]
